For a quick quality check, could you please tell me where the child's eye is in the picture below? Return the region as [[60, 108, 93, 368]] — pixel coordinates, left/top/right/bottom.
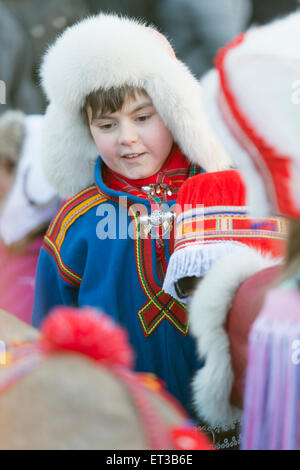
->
[[98, 122, 115, 131], [136, 114, 151, 122]]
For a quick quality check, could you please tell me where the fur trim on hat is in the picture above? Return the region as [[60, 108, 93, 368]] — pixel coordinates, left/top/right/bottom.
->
[[0, 110, 26, 165], [40, 13, 231, 197], [189, 248, 281, 427], [201, 70, 271, 218]]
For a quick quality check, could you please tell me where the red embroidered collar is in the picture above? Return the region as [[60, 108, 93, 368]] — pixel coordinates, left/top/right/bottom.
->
[[102, 144, 191, 200]]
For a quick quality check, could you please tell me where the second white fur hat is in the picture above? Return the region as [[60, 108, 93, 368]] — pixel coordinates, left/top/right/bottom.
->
[[202, 12, 300, 218]]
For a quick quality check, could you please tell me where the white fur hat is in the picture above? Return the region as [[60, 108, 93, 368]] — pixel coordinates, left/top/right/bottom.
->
[[40, 13, 231, 198], [201, 12, 300, 219]]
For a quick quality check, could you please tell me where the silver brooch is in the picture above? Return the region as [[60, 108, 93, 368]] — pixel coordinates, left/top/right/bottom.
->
[[139, 210, 175, 237]]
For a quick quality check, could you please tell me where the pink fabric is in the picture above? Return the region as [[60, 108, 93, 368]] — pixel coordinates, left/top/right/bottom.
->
[[226, 264, 281, 407], [242, 287, 300, 449], [0, 236, 43, 324]]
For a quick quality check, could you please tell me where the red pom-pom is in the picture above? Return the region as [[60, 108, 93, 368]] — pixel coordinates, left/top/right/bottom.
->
[[40, 307, 134, 369], [171, 425, 215, 450]]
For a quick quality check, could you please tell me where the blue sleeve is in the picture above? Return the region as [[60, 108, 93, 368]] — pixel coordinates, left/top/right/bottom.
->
[[31, 246, 79, 328]]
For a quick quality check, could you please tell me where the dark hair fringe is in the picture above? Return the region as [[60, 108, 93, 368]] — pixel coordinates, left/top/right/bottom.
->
[[81, 85, 148, 124]]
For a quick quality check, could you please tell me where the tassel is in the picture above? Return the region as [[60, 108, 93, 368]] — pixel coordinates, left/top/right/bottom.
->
[[163, 242, 250, 301]]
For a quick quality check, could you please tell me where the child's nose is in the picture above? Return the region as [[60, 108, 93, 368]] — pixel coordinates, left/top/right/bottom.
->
[[118, 121, 138, 146]]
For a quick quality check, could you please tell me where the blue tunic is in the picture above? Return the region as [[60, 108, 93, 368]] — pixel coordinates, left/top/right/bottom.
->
[[32, 157, 202, 417]]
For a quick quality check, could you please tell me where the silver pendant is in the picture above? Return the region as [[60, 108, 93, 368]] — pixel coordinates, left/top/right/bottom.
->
[[139, 209, 175, 237]]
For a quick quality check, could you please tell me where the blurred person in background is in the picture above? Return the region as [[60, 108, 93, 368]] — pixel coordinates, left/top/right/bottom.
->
[[3, 0, 157, 114], [249, 0, 299, 25], [2, 0, 300, 115], [2, 0, 89, 113], [0, 111, 60, 324], [0, 1, 42, 114], [157, 0, 252, 78], [156, 0, 300, 78], [85, 0, 156, 22]]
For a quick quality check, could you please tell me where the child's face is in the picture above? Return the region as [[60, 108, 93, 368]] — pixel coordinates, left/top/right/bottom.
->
[[88, 93, 173, 179]]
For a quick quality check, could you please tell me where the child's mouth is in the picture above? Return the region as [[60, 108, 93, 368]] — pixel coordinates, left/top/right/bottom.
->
[[122, 152, 145, 160]]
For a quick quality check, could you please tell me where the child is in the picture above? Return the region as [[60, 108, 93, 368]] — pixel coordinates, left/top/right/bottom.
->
[[32, 13, 230, 417], [0, 112, 60, 323]]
